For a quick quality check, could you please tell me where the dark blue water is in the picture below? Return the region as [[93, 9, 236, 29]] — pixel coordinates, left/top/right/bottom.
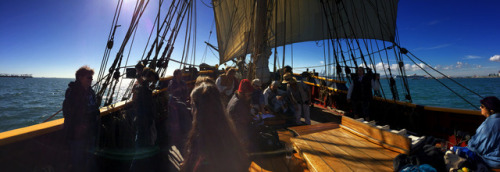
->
[[1, 77, 498, 133], [376, 78, 500, 110], [0, 78, 70, 132], [0, 77, 130, 133]]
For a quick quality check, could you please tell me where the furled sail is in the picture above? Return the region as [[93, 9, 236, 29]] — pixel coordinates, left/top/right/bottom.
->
[[213, 0, 399, 64]]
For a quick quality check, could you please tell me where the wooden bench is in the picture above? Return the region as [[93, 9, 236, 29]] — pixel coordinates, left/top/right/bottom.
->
[[291, 116, 411, 171]]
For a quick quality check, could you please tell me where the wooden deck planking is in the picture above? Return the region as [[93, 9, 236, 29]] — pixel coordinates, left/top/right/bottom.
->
[[303, 131, 376, 171], [293, 136, 351, 172], [325, 129, 399, 158], [290, 153, 311, 172], [250, 153, 310, 172], [288, 122, 339, 136], [249, 161, 271, 172], [340, 117, 411, 154], [324, 129, 397, 167], [314, 130, 394, 171], [292, 127, 405, 172]]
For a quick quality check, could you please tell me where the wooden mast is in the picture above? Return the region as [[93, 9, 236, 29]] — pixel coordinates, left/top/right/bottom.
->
[[251, 0, 271, 84]]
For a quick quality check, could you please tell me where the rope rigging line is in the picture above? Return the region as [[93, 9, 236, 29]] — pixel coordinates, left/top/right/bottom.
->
[[351, 0, 393, 100], [201, 20, 215, 63], [400, 46, 484, 99], [281, 0, 287, 73], [368, 0, 402, 100], [273, 0, 277, 74], [319, 0, 345, 81], [337, 0, 369, 68], [117, 22, 141, 100], [329, 1, 360, 69], [104, 0, 147, 105], [191, 0, 197, 67], [95, 0, 124, 96], [142, 0, 178, 62], [186, 1, 198, 69], [405, 53, 479, 110], [179, 3, 193, 69], [155, 0, 191, 76], [161, 0, 191, 67], [98, 0, 151, 106]]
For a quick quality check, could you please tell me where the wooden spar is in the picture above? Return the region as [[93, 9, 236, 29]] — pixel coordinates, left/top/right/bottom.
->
[[204, 41, 219, 52]]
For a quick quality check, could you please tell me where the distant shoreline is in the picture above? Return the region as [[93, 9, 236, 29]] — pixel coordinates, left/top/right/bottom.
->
[[0, 74, 32, 78]]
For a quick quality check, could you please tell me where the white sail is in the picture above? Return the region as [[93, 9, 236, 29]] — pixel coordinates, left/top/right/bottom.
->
[[213, 0, 399, 64]]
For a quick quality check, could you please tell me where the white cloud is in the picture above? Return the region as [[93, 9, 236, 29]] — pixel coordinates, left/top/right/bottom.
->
[[489, 55, 500, 62], [390, 64, 399, 71], [410, 63, 426, 71], [375, 62, 387, 71], [320, 61, 324, 64], [464, 55, 480, 59], [454, 61, 476, 69], [414, 44, 452, 51]]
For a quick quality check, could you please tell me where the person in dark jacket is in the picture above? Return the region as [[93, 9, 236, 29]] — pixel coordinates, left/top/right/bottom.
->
[[133, 67, 159, 147], [167, 69, 188, 102], [347, 67, 373, 120], [62, 65, 100, 171]]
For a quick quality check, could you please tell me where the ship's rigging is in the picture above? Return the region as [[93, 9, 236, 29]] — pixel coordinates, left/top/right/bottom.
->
[[92, 0, 484, 110]]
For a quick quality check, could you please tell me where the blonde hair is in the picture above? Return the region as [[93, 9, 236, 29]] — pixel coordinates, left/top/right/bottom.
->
[[194, 76, 214, 87]]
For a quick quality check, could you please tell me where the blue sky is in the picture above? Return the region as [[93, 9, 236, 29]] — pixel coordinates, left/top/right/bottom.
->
[[1, 0, 499, 78]]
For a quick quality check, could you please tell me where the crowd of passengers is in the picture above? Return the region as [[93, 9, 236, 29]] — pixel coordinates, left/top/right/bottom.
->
[[63, 65, 500, 171], [62, 64, 312, 171]]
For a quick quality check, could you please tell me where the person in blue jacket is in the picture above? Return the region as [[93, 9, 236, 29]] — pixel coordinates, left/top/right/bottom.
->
[[456, 96, 500, 169], [466, 96, 500, 168]]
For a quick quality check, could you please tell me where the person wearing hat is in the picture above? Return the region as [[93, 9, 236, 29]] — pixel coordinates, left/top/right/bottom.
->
[[285, 76, 312, 125], [227, 79, 254, 148], [251, 79, 265, 115], [466, 96, 500, 169], [449, 96, 500, 170], [280, 73, 292, 89]]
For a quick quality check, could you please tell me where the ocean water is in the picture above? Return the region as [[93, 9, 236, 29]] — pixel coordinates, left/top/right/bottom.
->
[[0, 78, 70, 132], [0, 77, 131, 133], [0, 77, 499, 133], [377, 77, 500, 110]]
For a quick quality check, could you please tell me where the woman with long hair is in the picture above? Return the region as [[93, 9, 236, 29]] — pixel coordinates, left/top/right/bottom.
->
[[180, 82, 249, 172]]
